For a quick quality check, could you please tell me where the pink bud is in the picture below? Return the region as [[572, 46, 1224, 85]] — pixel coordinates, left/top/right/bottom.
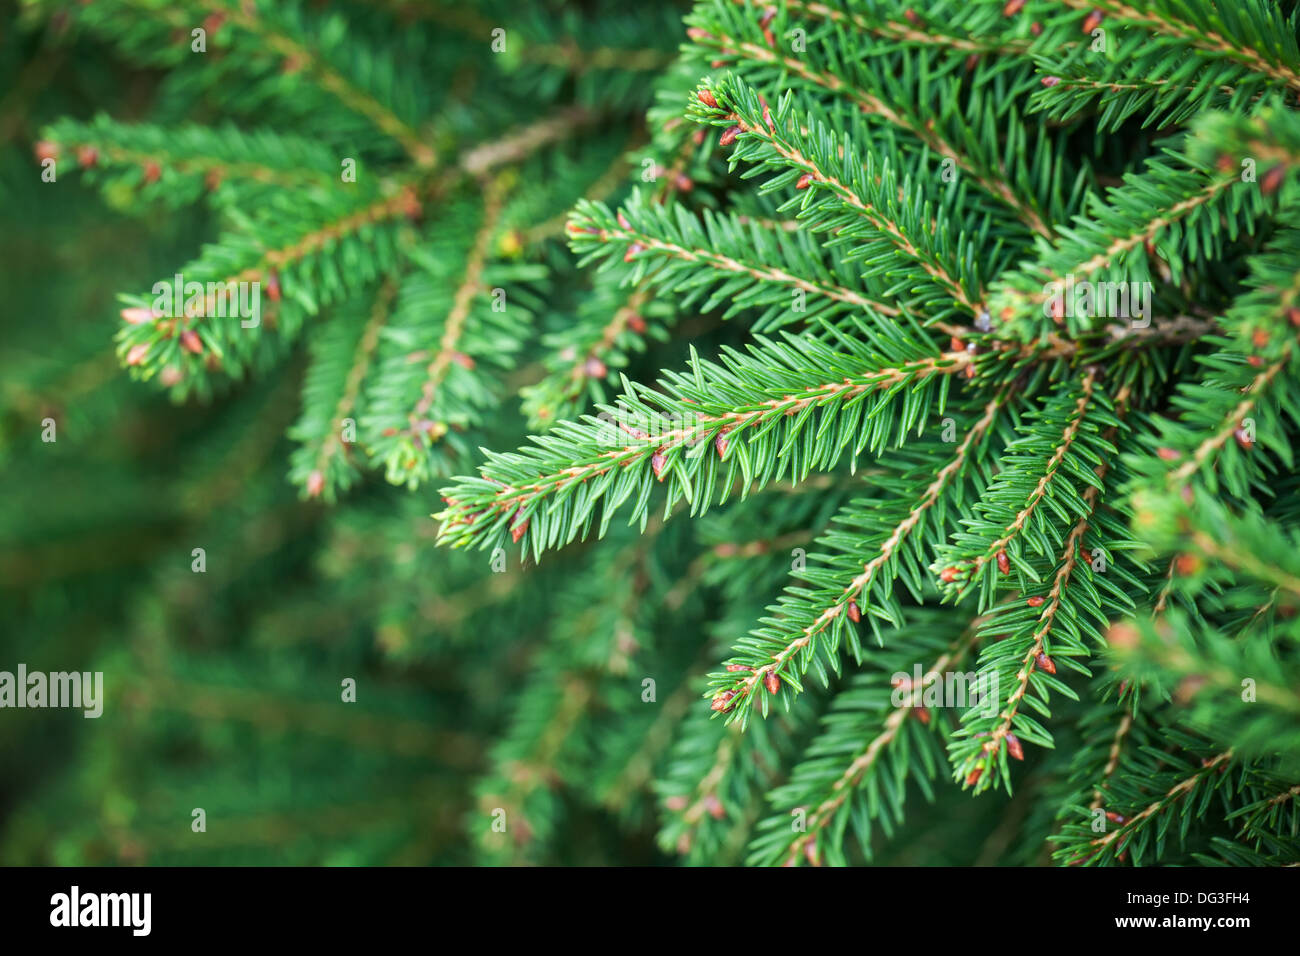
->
[[651, 450, 668, 479], [120, 307, 156, 325]]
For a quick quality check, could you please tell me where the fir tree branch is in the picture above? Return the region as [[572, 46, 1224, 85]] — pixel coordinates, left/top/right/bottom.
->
[[476, 676, 594, 862], [1108, 610, 1300, 726], [1068, 749, 1234, 865], [937, 369, 1103, 604], [569, 196, 904, 324], [777, 626, 981, 866], [521, 129, 706, 425], [458, 105, 595, 178], [402, 176, 509, 442], [290, 276, 400, 500], [712, 386, 1010, 720], [661, 690, 813, 863], [690, 15, 1053, 237], [539, 286, 655, 420], [39, 119, 338, 194], [990, 162, 1244, 338], [518, 129, 641, 245], [771, 0, 1034, 56], [1089, 712, 1135, 811], [602, 673, 699, 810], [1184, 526, 1300, 600], [1165, 347, 1294, 487], [692, 77, 987, 320], [319, 280, 397, 469], [967, 472, 1106, 785], [1057, 0, 1300, 92], [203, 0, 436, 166], [437, 335, 972, 560]]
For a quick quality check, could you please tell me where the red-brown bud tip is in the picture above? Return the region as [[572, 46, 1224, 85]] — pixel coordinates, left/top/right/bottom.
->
[[1260, 164, 1287, 196], [704, 795, 725, 820], [651, 450, 668, 480], [1006, 733, 1024, 761]]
